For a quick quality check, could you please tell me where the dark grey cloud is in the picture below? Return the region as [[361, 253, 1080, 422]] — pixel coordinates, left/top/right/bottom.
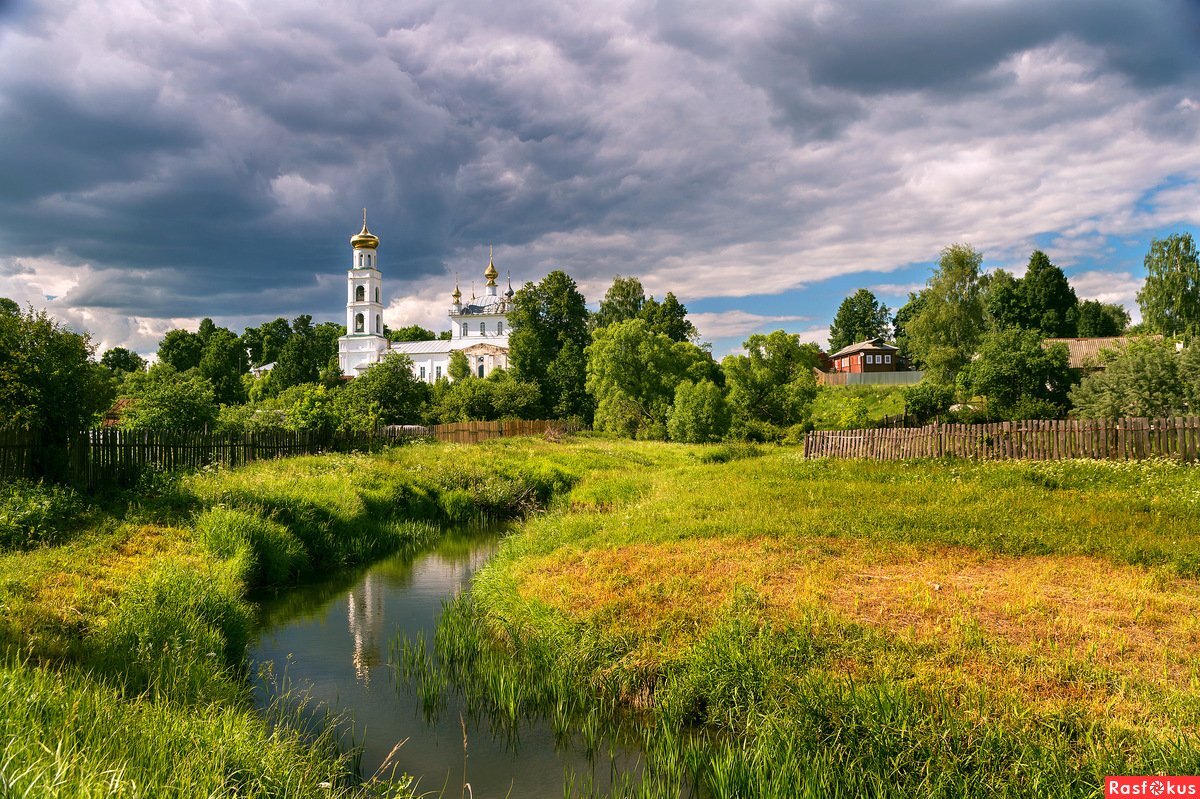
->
[[0, 0, 1197, 348]]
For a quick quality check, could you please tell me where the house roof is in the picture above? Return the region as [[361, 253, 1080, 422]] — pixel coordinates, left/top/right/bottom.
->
[[1041, 336, 1156, 369], [829, 337, 899, 358]]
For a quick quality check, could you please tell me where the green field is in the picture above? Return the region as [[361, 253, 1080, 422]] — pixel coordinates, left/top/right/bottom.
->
[[429, 443, 1200, 797], [3, 437, 1199, 797]]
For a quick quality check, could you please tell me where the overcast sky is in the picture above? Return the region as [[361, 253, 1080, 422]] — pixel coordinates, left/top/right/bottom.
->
[[1, 0, 1198, 356]]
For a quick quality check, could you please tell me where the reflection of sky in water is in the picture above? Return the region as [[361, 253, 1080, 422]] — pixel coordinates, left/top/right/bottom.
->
[[250, 534, 638, 798]]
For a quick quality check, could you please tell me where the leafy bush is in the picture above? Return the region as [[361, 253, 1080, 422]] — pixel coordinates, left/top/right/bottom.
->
[[195, 507, 308, 586], [668, 380, 731, 443], [0, 481, 87, 550], [902, 381, 954, 424]]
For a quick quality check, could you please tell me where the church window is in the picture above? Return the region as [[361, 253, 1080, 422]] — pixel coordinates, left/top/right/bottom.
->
[[375, 287, 379, 303], [355, 313, 364, 333], [497, 321, 503, 334], [420, 366, 426, 380], [356, 286, 365, 302], [375, 315, 381, 333], [480, 322, 486, 335], [478, 356, 485, 378], [436, 366, 442, 379], [461, 323, 468, 336]]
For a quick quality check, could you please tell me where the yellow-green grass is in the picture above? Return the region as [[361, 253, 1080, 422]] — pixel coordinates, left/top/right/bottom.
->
[[0, 435, 655, 798], [809, 384, 908, 429], [440, 449, 1200, 796]]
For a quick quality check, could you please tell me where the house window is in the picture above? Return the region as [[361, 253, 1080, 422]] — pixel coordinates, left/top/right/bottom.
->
[[866, 354, 873, 364], [884, 354, 892, 364], [355, 285, 365, 302], [354, 313, 364, 333]]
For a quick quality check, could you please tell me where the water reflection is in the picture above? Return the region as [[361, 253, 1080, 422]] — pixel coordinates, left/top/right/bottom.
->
[[250, 528, 640, 798]]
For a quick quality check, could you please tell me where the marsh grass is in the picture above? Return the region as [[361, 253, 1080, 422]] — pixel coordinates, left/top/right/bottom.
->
[[0, 436, 652, 797], [414, 448, 1200, 797]]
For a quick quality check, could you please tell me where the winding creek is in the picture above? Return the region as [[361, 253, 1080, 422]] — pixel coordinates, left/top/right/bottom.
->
[[250, 527, 638, 798]]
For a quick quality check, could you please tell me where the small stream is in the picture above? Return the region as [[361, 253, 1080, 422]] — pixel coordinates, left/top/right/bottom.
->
[[250, 527, 638, 798]]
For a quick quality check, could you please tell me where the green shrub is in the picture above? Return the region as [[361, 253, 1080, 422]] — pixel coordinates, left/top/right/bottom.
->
[[0, 481, 87, 550], [195, 507, 309, 586]]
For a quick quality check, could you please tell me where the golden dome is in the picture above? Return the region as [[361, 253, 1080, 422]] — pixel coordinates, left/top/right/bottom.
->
[[350, 209, 379, 250], [484, 247, 499, 286], [452, 283, 462, 303]]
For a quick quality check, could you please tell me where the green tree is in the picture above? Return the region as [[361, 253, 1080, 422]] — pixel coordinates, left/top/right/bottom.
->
[[982, 269, 1026, 331], [667, 380, 730, 443], [0, 307, 115, 477], [961, 328, 1073, 420], [269, 315, 325, 392], [585, 319, 713, 438], [828, 289, 891, 353], [1069, 338, 1194, 419], [1075, 300, 1130, 337], [448, 350, 471, 381], [0, 298, 19, 317], [892, 290, 927, 367], [340, 352, 429, 426], [723, 330, 821, 440], [1020, 251, 1077, 336], [509, 271, 591, 419], [591, 276, 645, 331], [902, 382, 954, 424], [241, 317, 293, 366], [197, 328, 249, 405], [119, 365, 217, 430], [157, 328, 204, 372], [386, 324, 437, 342], [641, 292, 697, 342], [1137, 233, 1200, 338], [433, 370, 541, 422], [905, 244, 985, 383], [100, 347, 147, 374]]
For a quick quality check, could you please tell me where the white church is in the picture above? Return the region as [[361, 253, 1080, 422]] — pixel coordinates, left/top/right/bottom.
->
[[337, 214, 515, 383]]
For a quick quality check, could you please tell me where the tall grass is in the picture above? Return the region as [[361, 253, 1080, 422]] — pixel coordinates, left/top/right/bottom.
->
[[407, 447, 1200, 797], [0, 436, 657, 797]]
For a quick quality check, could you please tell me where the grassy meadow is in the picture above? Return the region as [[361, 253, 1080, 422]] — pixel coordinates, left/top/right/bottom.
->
[[419, 445, 1200, 797], [5, 435, 1200, 797], [0, 438, 637, 798]]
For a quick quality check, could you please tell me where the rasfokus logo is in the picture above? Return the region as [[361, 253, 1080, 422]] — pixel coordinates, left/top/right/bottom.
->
[[1106, 777, 1200, 797]]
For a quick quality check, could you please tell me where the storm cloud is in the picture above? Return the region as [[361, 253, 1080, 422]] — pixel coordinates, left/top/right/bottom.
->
[[0, 0, 1197, 352]]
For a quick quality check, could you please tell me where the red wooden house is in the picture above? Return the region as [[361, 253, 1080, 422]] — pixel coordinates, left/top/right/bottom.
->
[[828, 337, 900, 373]]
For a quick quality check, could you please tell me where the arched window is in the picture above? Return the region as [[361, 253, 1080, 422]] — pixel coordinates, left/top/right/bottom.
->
[[497, 321, 503, 335], [355, 313, 364, 333], [480, 322, 487, 335], [375, 315, 381, 333], [355, 285, 365, 302], [461, 323, 468, 336], [477, 356, 485, 378], [374, 287, 379, 303]]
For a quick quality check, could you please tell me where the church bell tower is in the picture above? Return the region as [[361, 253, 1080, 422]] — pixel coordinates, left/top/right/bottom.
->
[[337, 210, 388, 375]]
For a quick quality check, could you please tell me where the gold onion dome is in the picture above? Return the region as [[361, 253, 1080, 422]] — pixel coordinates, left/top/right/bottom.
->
[[452, 283, 462, 303], [484, 248, 499, 286], [350, 209, 379, 250]]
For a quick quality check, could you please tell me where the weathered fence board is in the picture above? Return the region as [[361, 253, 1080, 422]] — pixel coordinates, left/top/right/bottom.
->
[[804, 416, 1200, 463]]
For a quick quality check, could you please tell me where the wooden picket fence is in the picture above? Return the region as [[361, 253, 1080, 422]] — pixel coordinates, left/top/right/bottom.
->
[[804, 416, 1200, 462], [1, 427, 418, 490], [429, 419, 580, 444], [1, 420, 580, 490]]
